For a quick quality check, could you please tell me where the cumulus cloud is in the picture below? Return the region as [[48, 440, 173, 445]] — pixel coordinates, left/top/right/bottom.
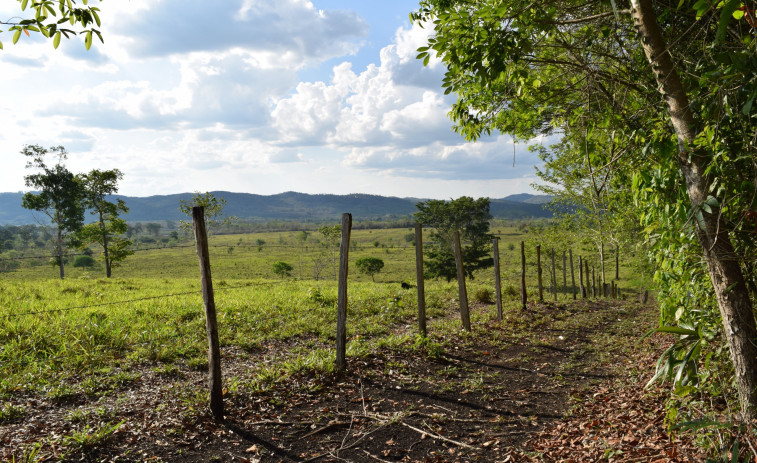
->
[[119, 0, 367, 67]]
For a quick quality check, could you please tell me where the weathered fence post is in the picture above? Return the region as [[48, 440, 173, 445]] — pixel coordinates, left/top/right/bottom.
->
[[585, 260, 590, 299], [551, 248, 557, 301], [336, 213, 352, 371], [192, 206, 224, 421], [453, 231, 471, 331], [536, 245, 543, 303], [415, 223, 426, 337], [493, 238, 503, 321], [579, 256, 585, 298], [520, 241, 527, 310], [569, 250, 576, 300], [562, 251, 567, 300], [591, 267, 596, 298], [615, 245, 620, 281]]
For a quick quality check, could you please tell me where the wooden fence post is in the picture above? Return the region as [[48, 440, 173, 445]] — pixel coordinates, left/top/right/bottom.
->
[[591, 267, 596, 298], [453, 231, 471, 331], [520, 241, 527, 310], [562, 251, 567, 300], [551, 248, 557, 301], [537, 245, 543, 303], [336, 213, 352, 371], [579, 256, 585, 298], [192, 206, 224, 421], [584, 259, 590, 299], [493, 238, 503, 321], [615, 246, 620, 281], [570, 250, 576, 300], [415, 223, 426, 337]]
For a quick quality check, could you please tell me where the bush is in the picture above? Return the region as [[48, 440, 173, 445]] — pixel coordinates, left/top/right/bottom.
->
[[355, 257, 385, 282], [73, 255, 96, 268], [272, 261, 293, 278], [472, 287, 494, 304]]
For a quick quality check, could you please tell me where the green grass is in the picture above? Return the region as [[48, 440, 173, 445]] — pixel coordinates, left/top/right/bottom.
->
[[0, 226, 650, 399]]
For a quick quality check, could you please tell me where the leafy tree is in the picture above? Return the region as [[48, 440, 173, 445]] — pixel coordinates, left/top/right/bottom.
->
[[413, 0, 757, 421], [272, 261, 293, 278], [318, 225, 341, 280], [179, 192, 237, 235], [21, 145, 84, 279], [76, 168, 132, 277], [145, 223, 162, 237], [355, 257, 384, 282], [415, 197, 493, 282], [1, 0, 105, 50], [72, 255, 95, 268]]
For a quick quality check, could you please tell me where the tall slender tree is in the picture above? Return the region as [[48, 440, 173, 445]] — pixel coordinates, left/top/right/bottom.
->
[[21, 145, 84, 279], [77, 169, 132, 277]]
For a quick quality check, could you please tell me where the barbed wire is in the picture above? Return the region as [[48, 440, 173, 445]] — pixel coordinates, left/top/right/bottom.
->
[[2, 280, 286, 319]]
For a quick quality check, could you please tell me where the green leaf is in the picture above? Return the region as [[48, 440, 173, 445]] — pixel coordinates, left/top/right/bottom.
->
[[643, 325, 698, 337], [21, 0, 29, 10], [53, 31, 61, 49], [12, 29, 22, 44], [84, 30, 92, 50], [716, 0, 740, 43]]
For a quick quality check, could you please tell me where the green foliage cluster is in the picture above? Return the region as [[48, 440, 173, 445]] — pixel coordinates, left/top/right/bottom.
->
[[355, 257, 384, 282]]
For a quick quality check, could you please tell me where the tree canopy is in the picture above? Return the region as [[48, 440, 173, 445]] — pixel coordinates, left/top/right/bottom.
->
[[413, 0, 757, 425], [415, 196, 493, 282]]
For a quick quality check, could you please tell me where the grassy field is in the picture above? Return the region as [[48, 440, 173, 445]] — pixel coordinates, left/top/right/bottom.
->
[[0, 225, 660, 461], [0, 226, 646, 397]]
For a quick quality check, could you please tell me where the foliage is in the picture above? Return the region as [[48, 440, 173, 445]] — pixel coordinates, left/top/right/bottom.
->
[[76, 169, 132, 277], [272, 261, 293, 278], [21, 145, 85, 279], [179, 192, 237, 235], [415, 196, 493, 282], [355, 257, 385, 282], [72, 255, 95, 268], [0, 0, 105, 50]]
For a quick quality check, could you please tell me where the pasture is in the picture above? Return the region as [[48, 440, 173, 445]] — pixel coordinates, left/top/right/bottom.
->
[[0, 225, 662, 461]]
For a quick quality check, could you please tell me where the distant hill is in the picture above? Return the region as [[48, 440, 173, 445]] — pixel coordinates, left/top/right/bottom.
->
[[0, 191, 553, 225]]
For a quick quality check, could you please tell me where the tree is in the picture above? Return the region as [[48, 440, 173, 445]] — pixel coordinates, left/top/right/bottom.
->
[[413, 0, 757, 421], [414, 197, 494, 282], [355, 257, 384, 282], [21, 145, 84, 279], [179, 192, 237, 234], [272, 261, 293, 278], [145, 223, 162, 237], [1, 0, 105, 50], [318, 225, 341, 280], [76, 168, 133, 277]]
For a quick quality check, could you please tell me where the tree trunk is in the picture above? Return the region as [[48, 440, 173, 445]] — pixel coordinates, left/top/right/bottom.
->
[[57, 226, 64, 279], [100, 211, 112, 278], [632, 0, 757, 421]]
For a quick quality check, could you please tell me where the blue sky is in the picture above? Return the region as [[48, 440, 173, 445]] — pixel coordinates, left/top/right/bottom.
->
[[0, 0, 544, 199]]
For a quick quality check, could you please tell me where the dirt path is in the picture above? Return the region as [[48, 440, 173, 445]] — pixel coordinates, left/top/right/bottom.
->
[[1, 299, 702, 462]]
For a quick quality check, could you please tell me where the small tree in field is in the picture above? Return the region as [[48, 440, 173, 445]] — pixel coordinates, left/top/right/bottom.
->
[[355, 257, 384, 282], [272, 261, 293, 278]]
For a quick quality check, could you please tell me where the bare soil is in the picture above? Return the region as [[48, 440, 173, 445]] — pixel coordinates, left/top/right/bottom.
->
[[1, 299, 704, 462]]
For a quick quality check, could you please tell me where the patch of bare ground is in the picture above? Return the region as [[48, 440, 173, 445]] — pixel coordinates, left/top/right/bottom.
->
[[1, 299, 703, 462]]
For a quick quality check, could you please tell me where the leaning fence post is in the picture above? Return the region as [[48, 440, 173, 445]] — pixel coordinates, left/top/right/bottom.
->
[[192, 206, 224, 421], [336, 213, 352, 371], [415, 223, 427, 337], [493, 238, 503, 321], [453, 231, 471, 331], [520, 241, 527, 310]]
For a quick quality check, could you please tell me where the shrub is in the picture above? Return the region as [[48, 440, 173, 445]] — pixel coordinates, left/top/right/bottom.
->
[[272, 261, 293, 278], [472, 287, 494, 304], [73, 255, 96, 268]]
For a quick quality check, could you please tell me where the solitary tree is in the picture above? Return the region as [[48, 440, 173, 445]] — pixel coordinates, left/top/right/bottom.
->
[[415, 197, 494, 282], [272, 261, 294, 278], [179, 192, 236, 234], [76, 168, 133, 277], [355, 257, 385, 282], [21, 145, 85, 279]]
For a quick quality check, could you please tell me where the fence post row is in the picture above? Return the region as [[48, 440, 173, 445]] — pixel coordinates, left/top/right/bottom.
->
[[453, 230, 471, 331], [520, 241, 527, 310], [493, 238, 504, 321], [192, 206, 224, 421], [415, 223, 427, 337], [336, 213, 352, 372]]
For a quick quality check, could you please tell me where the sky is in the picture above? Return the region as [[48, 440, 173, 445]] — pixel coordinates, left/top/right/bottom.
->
[[0, 0, 545, 199]]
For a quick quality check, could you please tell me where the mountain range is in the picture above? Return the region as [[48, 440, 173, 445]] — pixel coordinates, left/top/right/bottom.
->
[[0, 191, 553, 225]]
